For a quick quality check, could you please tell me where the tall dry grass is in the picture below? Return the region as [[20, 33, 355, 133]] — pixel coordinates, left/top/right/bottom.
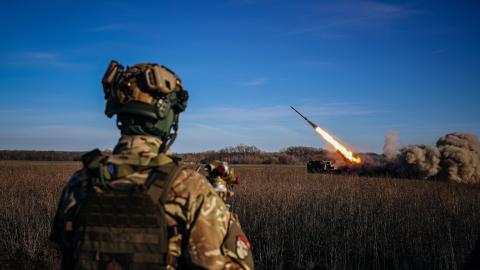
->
[[0, 161, 479, 269], [232, 166, 480, 269], [0, 161, 80, 269]]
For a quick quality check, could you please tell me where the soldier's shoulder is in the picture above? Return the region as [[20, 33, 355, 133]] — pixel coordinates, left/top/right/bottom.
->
[[171, 166, 214, 196], [63, 168, 88, 191], [63, 148, 103, 190]]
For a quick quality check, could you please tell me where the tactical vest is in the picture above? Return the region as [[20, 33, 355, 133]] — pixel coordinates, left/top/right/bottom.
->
[[64, 149, 184, 270]]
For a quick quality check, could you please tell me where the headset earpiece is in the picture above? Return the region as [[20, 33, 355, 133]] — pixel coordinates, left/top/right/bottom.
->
[[102, 60, 124, 98], [144, 65, 176, 95]]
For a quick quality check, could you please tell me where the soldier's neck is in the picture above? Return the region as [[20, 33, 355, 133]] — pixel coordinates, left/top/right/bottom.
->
[[113, 135, 163, 158]]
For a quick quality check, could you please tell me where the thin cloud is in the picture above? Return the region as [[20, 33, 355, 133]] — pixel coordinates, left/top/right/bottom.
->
[[0, 109, 106, 126], [317, 1, 418, 24], [356, 1, 414, 19], [312, 33, 349, 40], [0, 105, 374, 152], [228, 0, 273, 6], [175, 122, 305, 153], [287, 60, 333, 67], [3, 51, 84, 68], [175, 103, 374, 152], [0, 125, 117, 151], [87, 23, 128, 32], [236, 78, 268, 87], [279, 1, 418, 38], [17, 52, 58, 61], [1, 125, 115, 139], [431, 48, 447, 55], [183, 104, 374, 122]]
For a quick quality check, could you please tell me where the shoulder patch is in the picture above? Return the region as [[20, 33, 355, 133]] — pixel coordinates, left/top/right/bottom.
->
[[221, 214, 254, 268], [236, 235, 251, 260]]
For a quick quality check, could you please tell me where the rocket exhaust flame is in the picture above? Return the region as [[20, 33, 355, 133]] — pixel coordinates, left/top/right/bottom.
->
[[314, 126, 362, 164], [291, 106, 362, 164]]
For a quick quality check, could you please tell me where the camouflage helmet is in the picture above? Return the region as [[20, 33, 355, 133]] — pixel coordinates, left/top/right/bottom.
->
[[102, 60, 189, 150]]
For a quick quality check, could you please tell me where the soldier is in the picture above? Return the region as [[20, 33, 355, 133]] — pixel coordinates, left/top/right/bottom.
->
[[202, 160, 240, 210], [49, 61, 254, 270]]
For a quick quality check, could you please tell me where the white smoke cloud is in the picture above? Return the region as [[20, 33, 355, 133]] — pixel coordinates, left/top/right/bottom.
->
[[383, 131, 399, 160]]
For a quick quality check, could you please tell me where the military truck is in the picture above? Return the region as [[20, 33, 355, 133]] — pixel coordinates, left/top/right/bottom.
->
[[307, 160, 336, 173]]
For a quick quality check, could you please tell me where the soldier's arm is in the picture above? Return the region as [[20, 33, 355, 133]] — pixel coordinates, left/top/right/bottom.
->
[[49, 169, 87, 269], [165, 169, 254, 270]]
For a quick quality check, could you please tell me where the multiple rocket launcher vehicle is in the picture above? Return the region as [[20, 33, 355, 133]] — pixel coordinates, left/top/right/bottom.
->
[[206, 107, 360, 199]]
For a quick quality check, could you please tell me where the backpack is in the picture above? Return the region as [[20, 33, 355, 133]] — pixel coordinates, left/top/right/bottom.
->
[[54, 149, 184, 270]]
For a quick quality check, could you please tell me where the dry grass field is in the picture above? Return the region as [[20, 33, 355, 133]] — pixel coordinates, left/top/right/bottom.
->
[[0, 161, 479, 269]]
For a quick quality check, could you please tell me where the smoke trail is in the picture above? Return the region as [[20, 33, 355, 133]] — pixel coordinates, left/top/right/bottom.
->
[[436, 133, 480, 184], [383, 132, 399, 160]]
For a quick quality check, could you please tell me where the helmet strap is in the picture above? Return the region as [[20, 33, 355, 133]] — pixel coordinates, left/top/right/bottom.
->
[[160, 114, 179, 152]]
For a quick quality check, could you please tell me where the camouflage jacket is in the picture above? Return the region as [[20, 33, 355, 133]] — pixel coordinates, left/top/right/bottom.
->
[[50, 135, 254, 270]]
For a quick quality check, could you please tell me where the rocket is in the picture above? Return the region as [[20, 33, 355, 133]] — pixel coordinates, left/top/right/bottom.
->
[[290, 106, 318, 129], [290, 106, 362, 164]]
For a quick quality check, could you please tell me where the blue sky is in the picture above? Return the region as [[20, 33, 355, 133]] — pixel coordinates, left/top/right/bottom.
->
[[0, 0, 479, 153]]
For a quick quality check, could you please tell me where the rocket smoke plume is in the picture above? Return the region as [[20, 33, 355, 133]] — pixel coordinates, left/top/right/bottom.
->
[[436, 133, 480, 184], [383, 132, 399, 160], [399, 145, 441, 179], [383, 132, 480, 184]]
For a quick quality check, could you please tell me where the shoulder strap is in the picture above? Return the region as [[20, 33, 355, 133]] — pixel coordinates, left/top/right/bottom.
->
[[146, 162, 185, 205], [81, 148, 103, 168], [80, 149, 113, 189]]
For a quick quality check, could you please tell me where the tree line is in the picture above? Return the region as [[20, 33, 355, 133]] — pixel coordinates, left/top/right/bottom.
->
[[0, 146, 331, 165], [0, 150, 85, 161]]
